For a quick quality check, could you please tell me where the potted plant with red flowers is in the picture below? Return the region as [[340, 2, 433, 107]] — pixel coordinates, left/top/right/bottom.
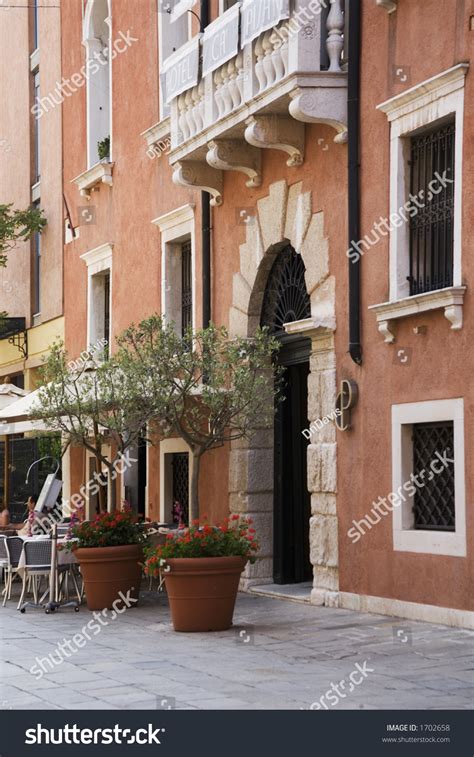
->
[[64, 505, 147, 611], [144, 515, 259, 632]]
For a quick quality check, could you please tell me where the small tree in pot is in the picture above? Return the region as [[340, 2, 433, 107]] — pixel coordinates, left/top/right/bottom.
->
[[117, 316, 282, 523], [31, 342, 153, 513], [117, 316, 282, 632]]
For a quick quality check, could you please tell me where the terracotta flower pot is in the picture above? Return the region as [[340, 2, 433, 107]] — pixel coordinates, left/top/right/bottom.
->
[[164, 556, 247, 632], [76, 544, 143, 611]]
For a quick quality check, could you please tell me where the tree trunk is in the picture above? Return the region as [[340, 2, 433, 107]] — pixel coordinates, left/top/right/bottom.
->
[[107, 464, 117, 513], [95, 454, 107, 513], [189, 452, 201, 523]]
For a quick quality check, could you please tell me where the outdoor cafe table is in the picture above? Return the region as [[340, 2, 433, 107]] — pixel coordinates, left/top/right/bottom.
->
[[17, 535, 78, 572]]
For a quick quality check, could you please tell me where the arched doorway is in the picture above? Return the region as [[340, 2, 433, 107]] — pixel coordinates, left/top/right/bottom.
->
[[261, 245, 312, 584]]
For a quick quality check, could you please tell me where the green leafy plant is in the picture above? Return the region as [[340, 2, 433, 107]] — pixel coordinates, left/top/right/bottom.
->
[[62, 506, 146, 551], [31, 341, 151, 512], [144, 516, 259, 575], [117, 316, 282, 521], [0, 203, 46, 267], [97, 136, 110, 161]]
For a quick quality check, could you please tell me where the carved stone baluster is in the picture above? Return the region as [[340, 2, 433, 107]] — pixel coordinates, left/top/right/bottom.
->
[[221, 62, 233, 115], [280, 23, 289, 76], [198, 79, 206, 131], [326, 0, 344, 73], [227, 58, 241, 110], [214, 67, 224, 117], [178, 93, 189, 141], [235, 52, 245, 106], [191, 86, 202, 133], [254, 35, 266, 93], [262, 31, 276, 89], [270, 25, 285, 82], [184, 89, 195, 136]]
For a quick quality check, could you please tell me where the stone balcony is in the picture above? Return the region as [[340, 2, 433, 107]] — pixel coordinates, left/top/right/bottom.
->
[[165, 0, 348, 205]]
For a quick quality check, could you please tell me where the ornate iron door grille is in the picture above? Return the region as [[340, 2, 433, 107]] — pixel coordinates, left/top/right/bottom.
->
[[409, 122, 455, 296], [172, 452, 189, 525], [181, 240, 192, 336], [412, 421, 455, 531], [260, 246, 311, 335]]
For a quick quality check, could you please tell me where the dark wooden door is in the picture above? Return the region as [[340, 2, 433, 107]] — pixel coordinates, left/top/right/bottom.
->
[[273, 342, 311, 585]]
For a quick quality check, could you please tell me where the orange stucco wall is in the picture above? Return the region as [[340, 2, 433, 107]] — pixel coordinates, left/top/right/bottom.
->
[[336, 0, 474, 611], [60, 0, 473, 611]]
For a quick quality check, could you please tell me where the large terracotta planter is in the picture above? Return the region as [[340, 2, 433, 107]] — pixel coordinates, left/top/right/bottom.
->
[[164, 556, 247, 632], [76, 544, 143, 611]]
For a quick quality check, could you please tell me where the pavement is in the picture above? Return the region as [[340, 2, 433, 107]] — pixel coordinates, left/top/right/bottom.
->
[[0, 588, 473, 711]]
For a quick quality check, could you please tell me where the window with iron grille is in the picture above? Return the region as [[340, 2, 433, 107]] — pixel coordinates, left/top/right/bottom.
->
[[409, 122, 455, 296], [172, 452, 189, 525], [412, 421, 455, 531], [103, 272, 110, 355], [181, 240, 192, 336]]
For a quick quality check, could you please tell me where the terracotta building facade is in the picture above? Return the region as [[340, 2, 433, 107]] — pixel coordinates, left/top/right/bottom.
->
[[50, 0, 474, 628]]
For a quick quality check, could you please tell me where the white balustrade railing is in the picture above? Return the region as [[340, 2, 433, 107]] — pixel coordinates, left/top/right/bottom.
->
[[173, 2, 346, 148]]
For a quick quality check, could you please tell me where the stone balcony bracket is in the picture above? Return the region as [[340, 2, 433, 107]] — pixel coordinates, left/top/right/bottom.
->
[[165, 1, 348, 200], [245, 115, 305, 168], [173, 160, 223, 207], [206, 139, 262, 188]]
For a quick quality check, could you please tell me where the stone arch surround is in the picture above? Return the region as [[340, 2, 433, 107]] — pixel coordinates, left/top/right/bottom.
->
[[228, 179, 339, 607]]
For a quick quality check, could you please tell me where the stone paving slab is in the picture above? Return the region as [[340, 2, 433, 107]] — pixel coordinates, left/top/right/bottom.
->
[[0, 589, 472, 711]]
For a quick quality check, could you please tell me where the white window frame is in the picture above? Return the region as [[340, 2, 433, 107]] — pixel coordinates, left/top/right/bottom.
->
[[80, 242, 113, 350], [152, 204, 196, 333], [377, 64, 468, 303], [391, 398, 466, 557], [157, 0, 192, 121], [83, 0, 112, 168], [159, 438, 193, 523]]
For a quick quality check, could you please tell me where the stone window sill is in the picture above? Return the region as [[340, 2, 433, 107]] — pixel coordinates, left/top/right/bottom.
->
[[369, 286, 466, 343], [73, 161, 114, 198]]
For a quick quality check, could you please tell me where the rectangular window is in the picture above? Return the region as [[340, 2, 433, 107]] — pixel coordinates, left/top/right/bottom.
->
[[103, 271, 110, 355], [409, 122, 455, 296], [33, 71, 41, 183], [32, 201, 41, 315], [172, 452, 189, 525], [412, 421, 455, 531], [181, 239, 192, 336], [31, 0, 39, 52]]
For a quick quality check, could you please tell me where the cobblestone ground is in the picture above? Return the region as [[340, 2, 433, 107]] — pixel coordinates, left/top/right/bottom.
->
[[1, 590, 473, 710]]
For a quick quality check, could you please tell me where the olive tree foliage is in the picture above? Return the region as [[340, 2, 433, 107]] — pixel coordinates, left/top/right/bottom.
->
[[30, 342, 152, 512], [0, 204, 46, 324], [117, 316, 282, 522]]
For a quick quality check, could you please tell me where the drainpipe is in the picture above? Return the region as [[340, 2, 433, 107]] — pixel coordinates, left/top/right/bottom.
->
[[200, 1, 211, 328], [348, 0, 362, 365]]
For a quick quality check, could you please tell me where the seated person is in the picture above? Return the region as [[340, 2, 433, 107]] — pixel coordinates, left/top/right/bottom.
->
[[18, 495, 40, 536], [0, 504, 10, 527]]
